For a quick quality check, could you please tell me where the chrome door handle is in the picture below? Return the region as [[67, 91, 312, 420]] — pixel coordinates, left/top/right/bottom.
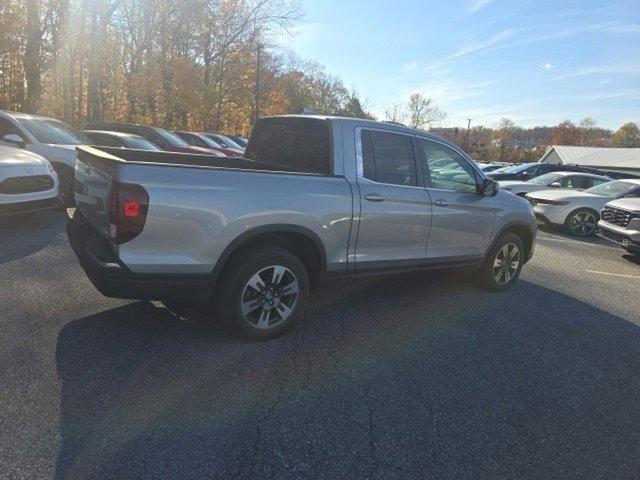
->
[[434, 200, 449, 207], [364, 193, 385, 202]]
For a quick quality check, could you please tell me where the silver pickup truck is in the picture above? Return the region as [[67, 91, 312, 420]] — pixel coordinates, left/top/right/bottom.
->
[[67, 116, 536, 339]]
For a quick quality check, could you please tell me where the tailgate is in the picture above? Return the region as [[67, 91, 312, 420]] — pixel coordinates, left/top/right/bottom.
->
[[74, 146, 121, 239]]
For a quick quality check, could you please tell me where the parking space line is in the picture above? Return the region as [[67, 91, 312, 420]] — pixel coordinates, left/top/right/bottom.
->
[[585, 270, 640, 280], [537, 235, 611, 248]]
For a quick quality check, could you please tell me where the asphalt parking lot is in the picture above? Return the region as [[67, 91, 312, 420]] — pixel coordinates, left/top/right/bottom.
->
[[1, 210, 639, 479]]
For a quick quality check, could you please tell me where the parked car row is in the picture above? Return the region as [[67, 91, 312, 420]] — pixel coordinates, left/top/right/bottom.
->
[[0, 110, 247, 209]]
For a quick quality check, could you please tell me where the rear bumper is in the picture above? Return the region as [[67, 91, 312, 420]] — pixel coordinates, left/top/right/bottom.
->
[[66, 211, 211, 301], [0, 196, 60, 216]]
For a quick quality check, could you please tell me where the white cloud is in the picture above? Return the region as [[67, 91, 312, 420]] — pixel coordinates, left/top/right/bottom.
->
[[413, 79, 493, 103], [466, 0, 496, 14], [553, 63, 640, 80], [404, 60, 420, 72], [447, 29, 515, 60], [542, 62, 554, 71]]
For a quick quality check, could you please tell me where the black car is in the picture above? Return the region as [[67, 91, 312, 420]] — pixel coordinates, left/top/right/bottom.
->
[[486, 162, 598, 181], [82, 130, 161, 150]]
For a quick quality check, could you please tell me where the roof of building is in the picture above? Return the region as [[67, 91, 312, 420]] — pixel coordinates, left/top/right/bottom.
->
[[540, 145, 640, 169]]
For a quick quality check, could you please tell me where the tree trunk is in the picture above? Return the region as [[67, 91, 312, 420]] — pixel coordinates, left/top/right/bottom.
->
[[24, 0, 42, 113]]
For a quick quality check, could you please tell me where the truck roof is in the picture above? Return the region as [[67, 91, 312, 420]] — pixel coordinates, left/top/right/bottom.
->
[[263, 115, 465, 151]]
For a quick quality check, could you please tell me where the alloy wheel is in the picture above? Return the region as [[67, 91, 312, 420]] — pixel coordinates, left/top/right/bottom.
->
[[569, 211, 597, 236], [240, 265, 299, 330], [493, 243, 520, 285]]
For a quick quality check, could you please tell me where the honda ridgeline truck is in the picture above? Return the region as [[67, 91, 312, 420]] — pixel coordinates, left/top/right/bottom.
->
[[67, 116, 537, 339]]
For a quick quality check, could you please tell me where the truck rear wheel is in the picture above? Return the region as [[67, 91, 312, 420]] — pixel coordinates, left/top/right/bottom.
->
[[477, 232, 524, 292], [218, 245, 309, 340]]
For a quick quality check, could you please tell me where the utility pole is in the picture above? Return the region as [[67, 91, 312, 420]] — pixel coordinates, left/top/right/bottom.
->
[[465, 118, 472, 149], [254, 42, 261, 125]]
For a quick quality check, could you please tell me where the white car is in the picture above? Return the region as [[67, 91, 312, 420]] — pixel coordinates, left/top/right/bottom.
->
[[0, 111, 87, 206], [526, 179, 640, 237], [0, 145, 59, 216], [500, 171, 610, 197], [597, 198, 640, 255]]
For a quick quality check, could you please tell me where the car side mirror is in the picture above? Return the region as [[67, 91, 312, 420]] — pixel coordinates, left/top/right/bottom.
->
[[521, 172, 530, 180], [549, 181, 562, 187], [2, 133, 25, 148], [478, 178, 498, 197]]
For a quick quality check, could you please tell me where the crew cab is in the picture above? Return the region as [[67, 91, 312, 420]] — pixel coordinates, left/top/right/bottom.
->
[[67, 116, 537, 339], [597, 198, 640, 255]]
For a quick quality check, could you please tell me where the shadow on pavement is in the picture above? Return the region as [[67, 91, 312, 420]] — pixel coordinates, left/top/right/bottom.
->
[[622, 253, 640, 266], [0, 209, 67, 264], [55, 274, 640, 479]]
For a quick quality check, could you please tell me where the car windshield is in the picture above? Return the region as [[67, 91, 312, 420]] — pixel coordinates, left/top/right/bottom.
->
[[197, 134, 223, 148], [127, 136, 160, 150], [218, 135, 243, 149], [155, 128, 189, 146], [584, 180, 638, 197], [529, 173, 564, 185], [500, 163, 535, 174], [19, 117, 87, 145], [211, 134, 242, 149]]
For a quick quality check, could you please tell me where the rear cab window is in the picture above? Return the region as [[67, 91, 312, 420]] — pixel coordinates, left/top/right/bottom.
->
[[245, 117, 332, 175]]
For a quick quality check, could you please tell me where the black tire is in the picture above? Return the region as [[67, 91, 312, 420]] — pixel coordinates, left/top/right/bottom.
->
[[54, 166, 74, 207], [215, 245, 309, 340], [477, 232, 525, 292], [564, 208, 599, 237]]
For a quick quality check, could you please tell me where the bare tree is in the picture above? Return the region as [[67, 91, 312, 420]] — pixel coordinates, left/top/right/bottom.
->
[[406, 93, 446, 130], [384, 103, 405, 124]]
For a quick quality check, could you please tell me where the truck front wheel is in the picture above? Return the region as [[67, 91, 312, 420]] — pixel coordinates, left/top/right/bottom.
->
[[477, 233, 524, 292], [219, 245, 309, 340]]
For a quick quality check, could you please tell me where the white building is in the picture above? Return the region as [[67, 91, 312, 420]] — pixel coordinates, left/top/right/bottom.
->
[[539, 146, 640, 175]]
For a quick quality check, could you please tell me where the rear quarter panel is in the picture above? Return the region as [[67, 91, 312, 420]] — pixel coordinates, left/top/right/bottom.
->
[[116, 164, 353, 274]]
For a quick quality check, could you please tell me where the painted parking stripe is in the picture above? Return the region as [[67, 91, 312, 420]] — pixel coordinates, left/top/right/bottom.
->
[[537, 235, 613, 248], [585, 270, 640, 280]]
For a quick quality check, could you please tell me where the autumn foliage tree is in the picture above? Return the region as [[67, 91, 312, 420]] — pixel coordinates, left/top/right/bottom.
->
[[612, 122, 640, 148], [0, 0, 374, 134], [551, 120, 580, 146]]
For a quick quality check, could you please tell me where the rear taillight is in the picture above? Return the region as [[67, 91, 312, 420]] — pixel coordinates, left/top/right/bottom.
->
[[109, 183, 149, 244]]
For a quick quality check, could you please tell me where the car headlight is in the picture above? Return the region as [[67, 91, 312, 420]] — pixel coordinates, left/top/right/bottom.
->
[[546, 200, 569, 206], [502, 186, 513, 191]]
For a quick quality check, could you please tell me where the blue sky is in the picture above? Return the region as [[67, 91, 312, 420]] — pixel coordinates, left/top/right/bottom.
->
[[276, 0, 640, 130]]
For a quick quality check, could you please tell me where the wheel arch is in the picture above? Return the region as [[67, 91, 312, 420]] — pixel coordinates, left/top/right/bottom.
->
[[493, 222, 535, 262], [210, 224, 327, 290]]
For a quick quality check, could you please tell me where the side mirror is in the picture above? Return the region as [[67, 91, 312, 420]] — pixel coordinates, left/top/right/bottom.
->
[[521, 172, 530, 180], [2, 133, 25, 147], [478, 178, 498, 197], [549, 181, 562, 188]]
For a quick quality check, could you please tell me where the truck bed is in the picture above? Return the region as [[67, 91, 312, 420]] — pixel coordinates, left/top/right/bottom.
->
[[73, 145, 354, 277], [78, 145, 322, 174]]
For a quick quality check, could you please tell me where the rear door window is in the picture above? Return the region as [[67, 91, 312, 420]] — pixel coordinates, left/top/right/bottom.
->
[[361, 130, 417, 186]]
